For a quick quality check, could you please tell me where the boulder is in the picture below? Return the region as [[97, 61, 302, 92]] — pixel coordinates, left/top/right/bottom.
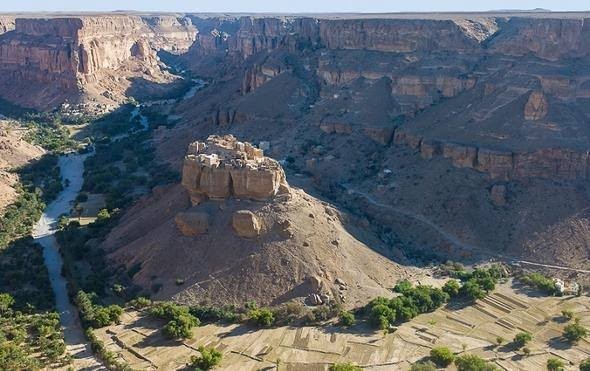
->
[[490, 184, 507, 206], [524, 91, 549, 120], [175, 211, 209, 236], [232, 210, 261, 238]]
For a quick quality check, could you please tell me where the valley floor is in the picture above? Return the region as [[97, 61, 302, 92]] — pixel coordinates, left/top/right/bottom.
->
[[93, 280, 590, 370]]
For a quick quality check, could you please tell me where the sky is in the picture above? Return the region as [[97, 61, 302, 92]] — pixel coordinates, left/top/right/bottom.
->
[[1, 0, 588, 13]]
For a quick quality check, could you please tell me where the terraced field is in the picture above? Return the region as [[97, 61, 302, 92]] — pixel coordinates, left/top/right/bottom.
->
[[93, 280, 590, 370]]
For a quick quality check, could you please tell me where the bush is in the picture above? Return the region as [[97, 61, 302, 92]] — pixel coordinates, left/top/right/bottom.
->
[[430, 346, 455, 367], [96, 209, 110, 222], [455, 354, 498, 371], [393, 279, 413, 294], [75, 291, 122, 328], [580, 358, 590, 371], [248, 307, 275, 327], [189, 305, 240, 324], [563, 321, 587, 343], [513, 332, 533, 349], [189, 346, 222, 370], [462, 280, 487, 301], [561, 309, 575, 321], [339, 311, 355, 327], [149, 301, 200, 339], [547, 358, 565, 371], [520, 273, 558, 296], [329, 362, 361, 371], [442, 279, 461, 297], [410, 360, 437, 371]]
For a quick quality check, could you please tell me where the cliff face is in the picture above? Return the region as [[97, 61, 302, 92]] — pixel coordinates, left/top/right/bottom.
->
[[0, 15, 196, 111], [0, 17, 15, 34]]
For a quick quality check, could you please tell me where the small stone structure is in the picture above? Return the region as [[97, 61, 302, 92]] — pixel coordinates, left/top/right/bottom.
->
[[182, 135, 290, 204]]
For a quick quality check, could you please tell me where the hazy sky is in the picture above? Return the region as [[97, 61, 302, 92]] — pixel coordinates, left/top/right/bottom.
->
[[2, 0, 588, 13]]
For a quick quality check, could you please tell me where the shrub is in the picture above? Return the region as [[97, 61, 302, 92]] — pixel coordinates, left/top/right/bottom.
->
[[96, 209, 110, 221], [129, 297, 151, 309], [329, 362, 361, 371], [189, 305, 240, 324], [75, 291, 122, 328], [563, 321, 587, 343], [339, 311, 356, 327], [547, 358, 565, 371], [513, 332, 533, 349], [462, 280, 487, 301], [393, 279, 413, 294], [149, 301, 200, 339], [561, 309, 575, 321], [430, 346, 455, 367], [189, 346, 222, 370], [520, 273, 558, 295], [442, 279, 461, 297], [248, 307, 275, 327], [410, 360, 437, 371], [579, 358, 590, 371], [0, 293, 15, 314], [455, 354, 498, 371]]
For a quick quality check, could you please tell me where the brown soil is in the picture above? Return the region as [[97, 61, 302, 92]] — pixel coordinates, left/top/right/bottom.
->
[[102, 184, 421, 308]]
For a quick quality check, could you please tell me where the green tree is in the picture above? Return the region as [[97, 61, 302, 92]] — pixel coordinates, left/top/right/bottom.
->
[[96, 208, 110, 221], [462, 280, 487, 301], [410, 361, 437, 371], [248, 307, 275, 327], [430, 346, 455, 367], [442, 279, 461, 297], [547, 358, 565, 371], [455, 354, 498, 371], [329, 362, 362, 371], [563, 321, 587, 343], [513, 332, 533, 349], [339, 311, 355, 327], [561, 309, 575, 321], [579, 357, 590, 371], [190, 346, 222, 370], [0, 293, 15, 314], [393, 279, 413, 294], [57, 215, 70, 230]]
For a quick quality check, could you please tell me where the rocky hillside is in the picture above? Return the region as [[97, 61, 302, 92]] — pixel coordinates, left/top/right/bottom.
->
[[151, 12, 590, 271], [103, 136, 415, 307], [0, 122, 45, 212]]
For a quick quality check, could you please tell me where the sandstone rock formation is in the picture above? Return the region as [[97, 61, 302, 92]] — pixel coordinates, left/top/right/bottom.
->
[[0, 15, 195, 111], [524, 91, 549, 120], [232, 210, 261, 238], [175, 211, 209, 236], [181, 135, 289, 204]]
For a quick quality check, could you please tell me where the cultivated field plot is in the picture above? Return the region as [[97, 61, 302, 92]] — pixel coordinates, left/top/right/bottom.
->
[[93, 282, 590, 370]]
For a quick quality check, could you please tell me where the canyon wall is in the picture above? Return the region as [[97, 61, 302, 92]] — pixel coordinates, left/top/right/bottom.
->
[[0, 15, 196, 110]]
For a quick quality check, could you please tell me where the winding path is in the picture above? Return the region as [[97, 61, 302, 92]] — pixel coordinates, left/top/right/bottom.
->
[[342, 184, 590, 274]]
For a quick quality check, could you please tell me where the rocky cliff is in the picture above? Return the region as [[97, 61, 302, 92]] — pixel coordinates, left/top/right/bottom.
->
[[0, 15, 196, 111], [181, 134, 289, 204]]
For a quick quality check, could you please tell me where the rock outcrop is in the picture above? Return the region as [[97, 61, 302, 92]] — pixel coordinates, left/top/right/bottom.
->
[[524, 91, 549, 120], [395, 129, 590, 181], [232, 210, 262, 238], [181, 135, 289, 204], [175, 211, 209, 236]]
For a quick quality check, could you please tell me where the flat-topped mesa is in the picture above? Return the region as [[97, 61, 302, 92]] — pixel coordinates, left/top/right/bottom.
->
[[182, 135, 290, 204]]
